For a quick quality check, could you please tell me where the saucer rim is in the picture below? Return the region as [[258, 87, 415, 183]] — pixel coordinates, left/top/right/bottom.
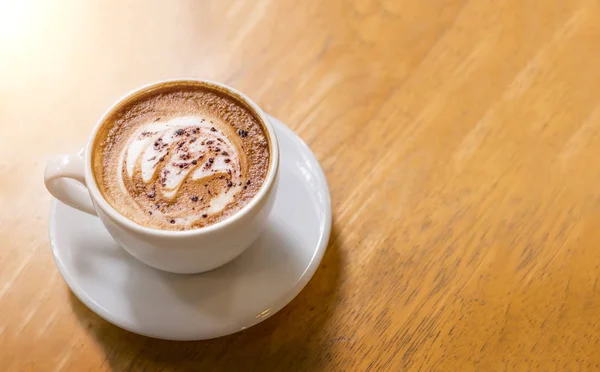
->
[[49, 115, 332, 340]]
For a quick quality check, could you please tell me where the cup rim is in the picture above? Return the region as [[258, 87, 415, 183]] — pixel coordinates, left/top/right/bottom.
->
[[83, 78, 280, 237]]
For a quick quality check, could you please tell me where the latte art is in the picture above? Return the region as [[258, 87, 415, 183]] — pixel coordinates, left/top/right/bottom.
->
[[117, 116, 245, 226], [93, 83, 270, 230]]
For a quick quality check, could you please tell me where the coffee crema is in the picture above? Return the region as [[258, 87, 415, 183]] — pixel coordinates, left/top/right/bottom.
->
[[92, 82, 270, 230]]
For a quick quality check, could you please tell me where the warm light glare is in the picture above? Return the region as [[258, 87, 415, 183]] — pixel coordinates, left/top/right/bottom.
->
[[0, 1, 33, 39], [0, 0, 52, 72]]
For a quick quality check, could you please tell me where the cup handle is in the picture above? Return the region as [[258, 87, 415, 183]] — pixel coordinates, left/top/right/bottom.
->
[[44, 150, 97, 216]]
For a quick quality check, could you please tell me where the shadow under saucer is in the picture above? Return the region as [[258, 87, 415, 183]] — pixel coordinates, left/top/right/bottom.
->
[[68, 222, 342, 371]]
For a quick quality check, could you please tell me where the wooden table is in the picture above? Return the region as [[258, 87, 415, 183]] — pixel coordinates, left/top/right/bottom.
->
[[3, 0, 600, 370]]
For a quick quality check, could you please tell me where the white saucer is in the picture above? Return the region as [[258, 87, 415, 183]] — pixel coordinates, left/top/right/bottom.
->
[[49, 115, 332, 341]]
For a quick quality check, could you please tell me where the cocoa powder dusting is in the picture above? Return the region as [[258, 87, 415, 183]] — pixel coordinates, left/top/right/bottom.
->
[[91, 82, 270, 231]]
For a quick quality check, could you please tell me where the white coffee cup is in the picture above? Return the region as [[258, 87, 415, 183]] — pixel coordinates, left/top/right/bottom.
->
[[44, 79, 279, 274]]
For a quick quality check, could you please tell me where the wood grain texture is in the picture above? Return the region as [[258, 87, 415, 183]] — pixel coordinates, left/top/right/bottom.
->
[[2, 0, 600, 370]]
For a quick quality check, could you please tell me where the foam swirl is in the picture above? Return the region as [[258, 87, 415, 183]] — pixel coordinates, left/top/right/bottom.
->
[[117, 116, 244, 226]]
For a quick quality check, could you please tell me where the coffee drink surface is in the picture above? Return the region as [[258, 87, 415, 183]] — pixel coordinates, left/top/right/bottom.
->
[[92, 83, 270, 231]]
